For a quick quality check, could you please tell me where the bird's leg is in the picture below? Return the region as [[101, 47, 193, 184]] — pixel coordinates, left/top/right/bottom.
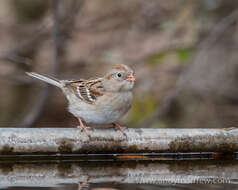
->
[[112, 123, 127, 137], [77, 117, 91, 134]]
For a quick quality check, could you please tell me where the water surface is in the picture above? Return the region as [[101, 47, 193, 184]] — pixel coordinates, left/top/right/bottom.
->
[[0, 157, 238, 190]]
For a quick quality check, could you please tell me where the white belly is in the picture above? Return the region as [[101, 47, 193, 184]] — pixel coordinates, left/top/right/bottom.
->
[[66, 91, 133, 124]]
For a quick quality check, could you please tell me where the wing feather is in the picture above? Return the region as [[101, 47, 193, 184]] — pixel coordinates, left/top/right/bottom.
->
[[67, 78, 104, 104]]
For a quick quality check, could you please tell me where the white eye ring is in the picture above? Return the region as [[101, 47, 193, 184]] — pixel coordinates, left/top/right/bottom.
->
[[117, 73, 122, 77]]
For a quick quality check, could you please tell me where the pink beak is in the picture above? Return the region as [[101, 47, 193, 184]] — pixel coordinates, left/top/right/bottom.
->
[[126, 75, 136, 82]]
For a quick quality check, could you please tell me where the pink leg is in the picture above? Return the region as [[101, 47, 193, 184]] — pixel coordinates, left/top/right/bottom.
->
[[112, 123, 127, 137], [77, 117, 90, 134]]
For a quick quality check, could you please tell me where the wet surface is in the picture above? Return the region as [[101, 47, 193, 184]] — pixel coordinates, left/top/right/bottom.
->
[[0, 152, 236, 161], [2, 184, 238, 190], [0, 156, 238, 190]]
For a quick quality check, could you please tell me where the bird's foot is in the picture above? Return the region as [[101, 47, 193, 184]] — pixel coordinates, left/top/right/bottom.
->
[[112, 123, 127, 138], [77, 125, 91, 134], [77, 117, 91, 136]]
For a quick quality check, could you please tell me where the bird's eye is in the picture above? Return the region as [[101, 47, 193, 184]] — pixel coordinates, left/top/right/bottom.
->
[[117, 73, 122, 77]]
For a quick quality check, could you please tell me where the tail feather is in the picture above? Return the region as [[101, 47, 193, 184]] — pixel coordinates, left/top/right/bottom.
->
[[26, 72, 63, 88]]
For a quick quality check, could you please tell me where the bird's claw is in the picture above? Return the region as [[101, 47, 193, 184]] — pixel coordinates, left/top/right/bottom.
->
[[113, 123, 128, 138]]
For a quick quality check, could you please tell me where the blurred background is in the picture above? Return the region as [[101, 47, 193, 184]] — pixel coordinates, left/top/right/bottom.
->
[[1, 0, 238, 129]]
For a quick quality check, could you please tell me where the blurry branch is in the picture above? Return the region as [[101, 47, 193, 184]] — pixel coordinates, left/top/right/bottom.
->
[[137, 8, 238, 128], [18, 0, 84, 128], [0, 28, 48, 67], [18, 0, 62, 128], [200, 8, 238, 48], [0, 54, 31, 67], [61, 0, 85, 34], [52, 0, 61, 75], [18, 85, 52, 128], [131, 3, 196, 64], [0, 0, 83, 68]]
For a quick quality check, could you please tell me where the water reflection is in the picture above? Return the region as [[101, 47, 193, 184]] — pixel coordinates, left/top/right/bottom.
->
[[0, 160, 238, 189], [3, 184, 238, 190]]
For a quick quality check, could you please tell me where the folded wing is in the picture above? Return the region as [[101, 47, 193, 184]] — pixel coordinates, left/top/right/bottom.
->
[[67, 78, 104, 104]]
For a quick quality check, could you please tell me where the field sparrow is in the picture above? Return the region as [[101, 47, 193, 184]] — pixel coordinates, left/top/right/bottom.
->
[[26, 64, 135, 136]]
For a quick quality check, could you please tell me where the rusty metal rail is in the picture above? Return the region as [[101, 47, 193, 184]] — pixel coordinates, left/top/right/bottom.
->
[[0, 128, 238, 155]]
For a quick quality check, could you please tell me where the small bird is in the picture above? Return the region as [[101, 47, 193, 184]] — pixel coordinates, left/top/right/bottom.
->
[[26, 64, 135, 136]]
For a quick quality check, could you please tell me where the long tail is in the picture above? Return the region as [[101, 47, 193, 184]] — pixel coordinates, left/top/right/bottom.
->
[[26, 72, 64, 88]]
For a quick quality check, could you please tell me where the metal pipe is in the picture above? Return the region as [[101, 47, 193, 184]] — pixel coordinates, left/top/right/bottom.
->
[[0, 128, 238, 154]]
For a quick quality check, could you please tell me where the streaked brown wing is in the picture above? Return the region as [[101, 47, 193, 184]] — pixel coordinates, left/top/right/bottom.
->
[[67, 78, 104, 104]]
